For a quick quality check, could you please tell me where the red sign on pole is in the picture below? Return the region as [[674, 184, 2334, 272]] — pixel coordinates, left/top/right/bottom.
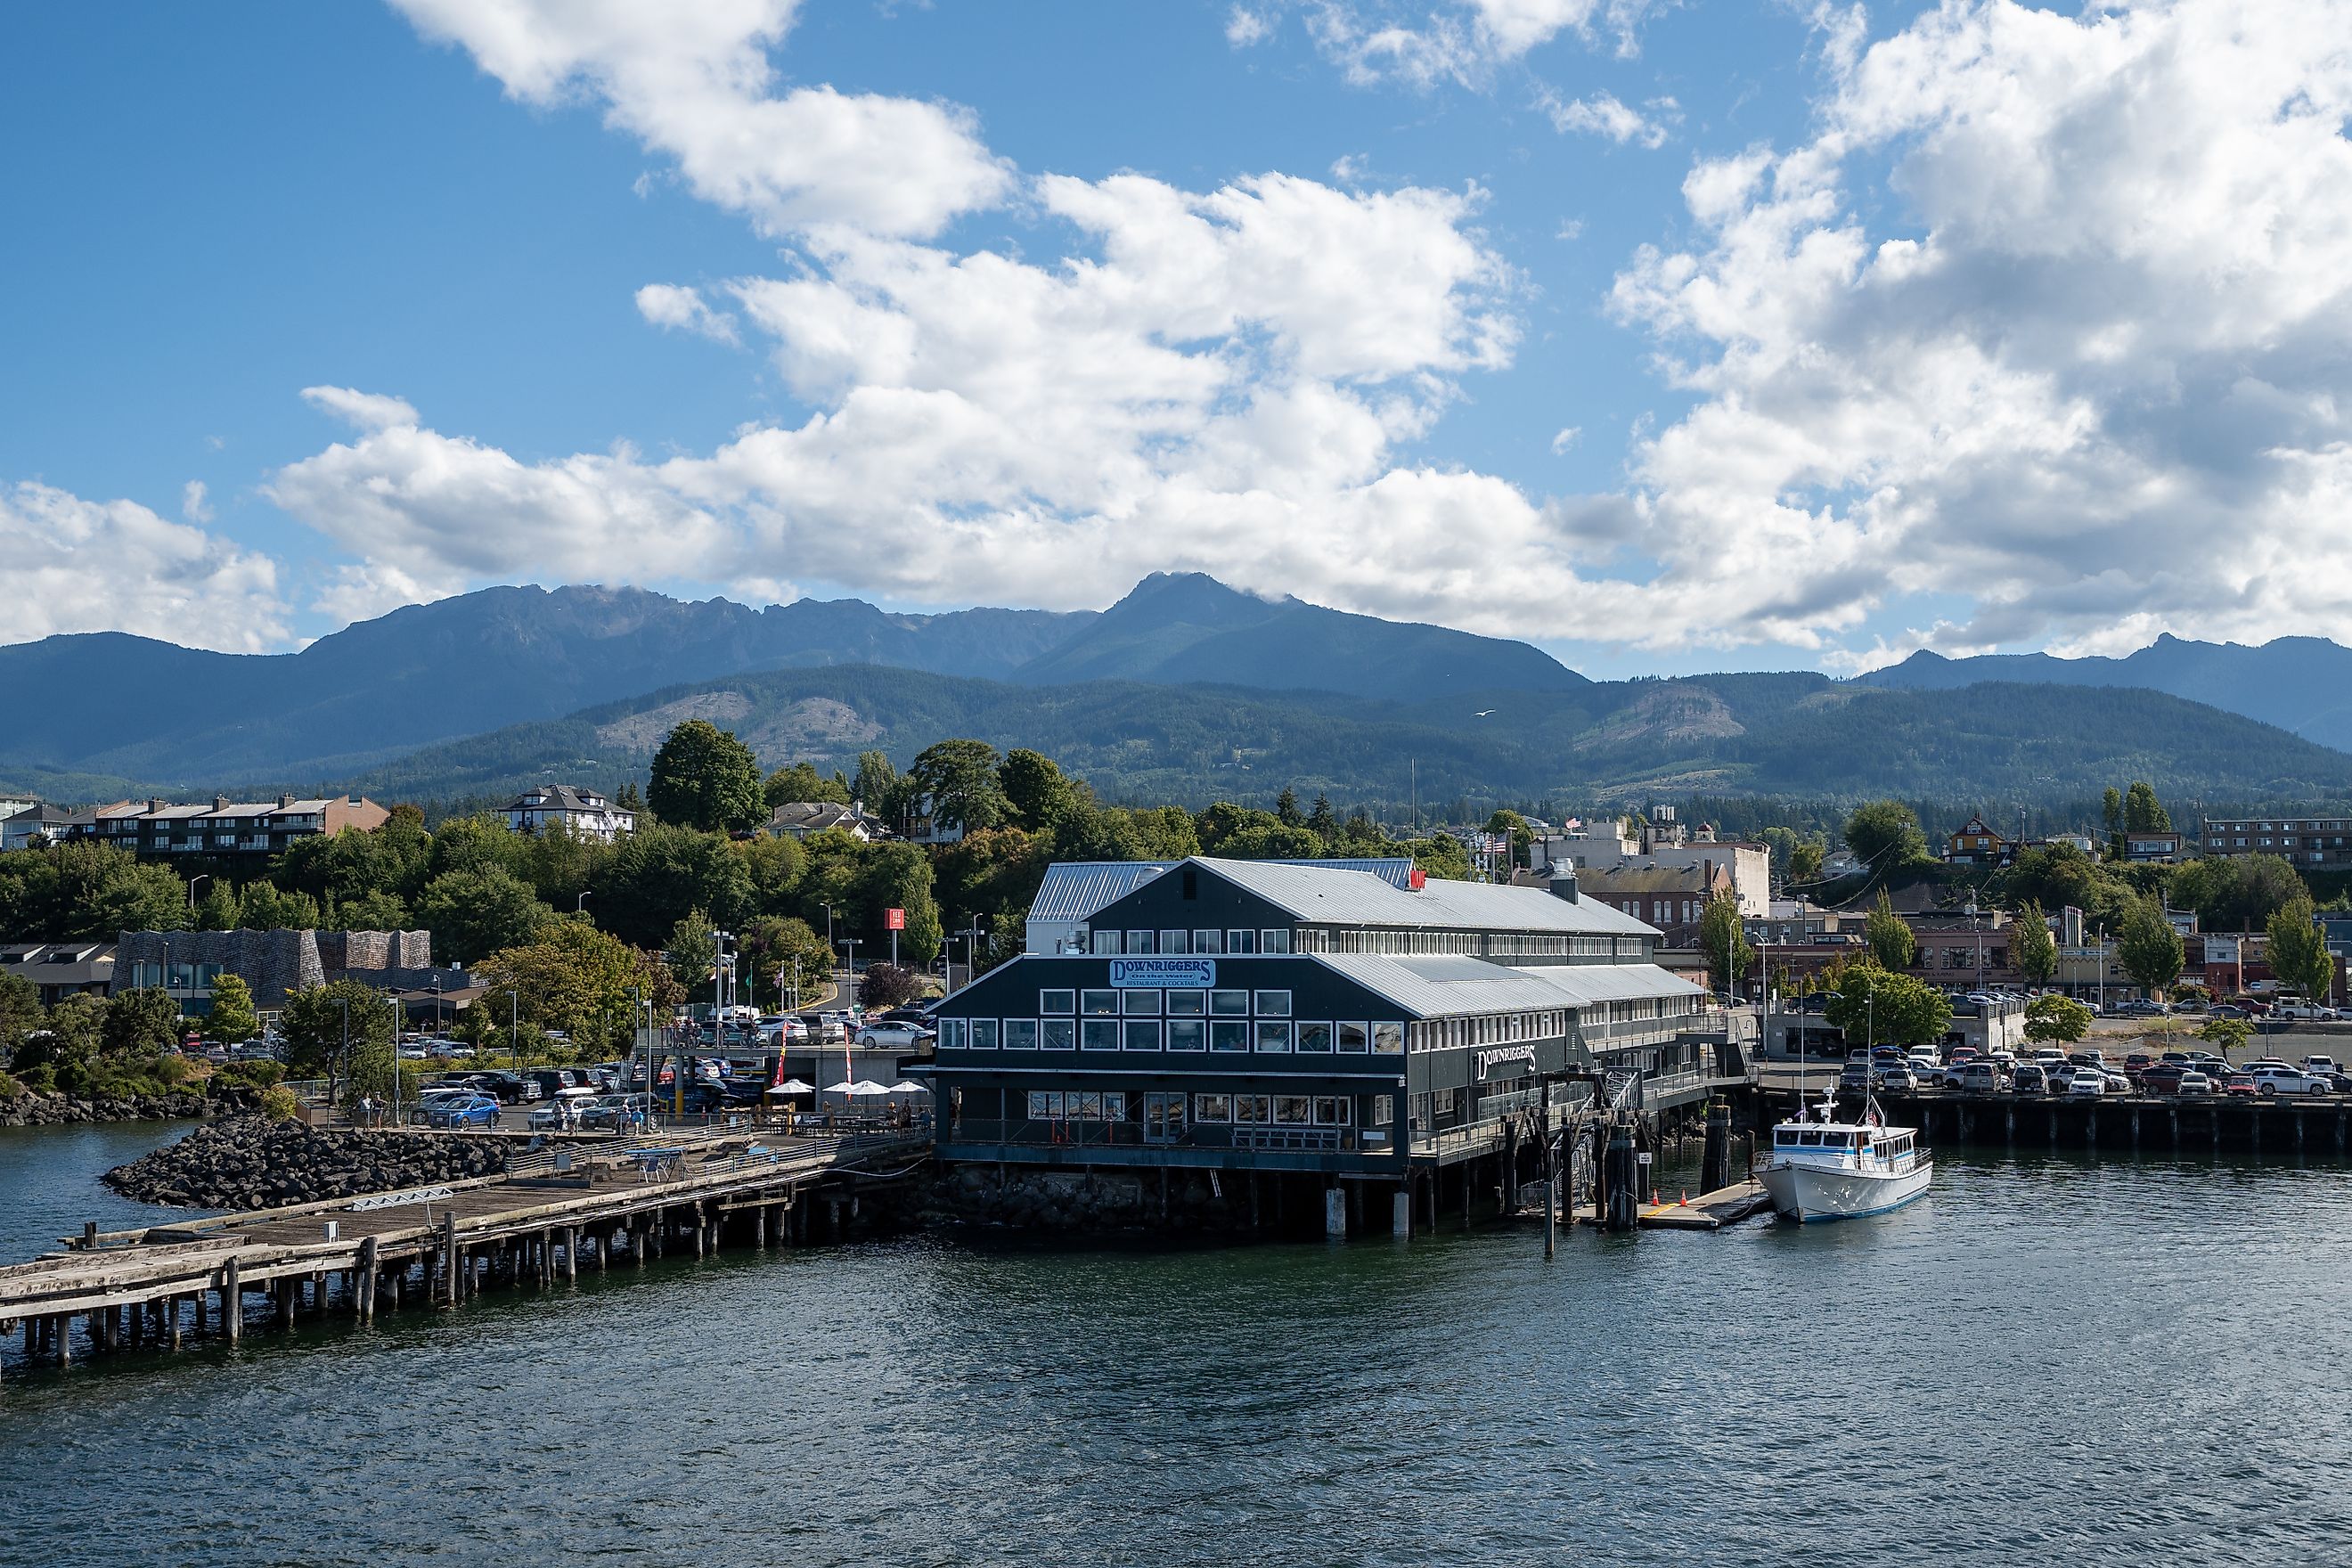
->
[[885, 907, 906, 930]]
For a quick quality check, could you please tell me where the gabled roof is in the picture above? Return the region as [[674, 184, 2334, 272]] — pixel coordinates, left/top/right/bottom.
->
[[1189, 857, 1654, 936], [505, 783, 617, 813], [1029, 856, 1420, 926]]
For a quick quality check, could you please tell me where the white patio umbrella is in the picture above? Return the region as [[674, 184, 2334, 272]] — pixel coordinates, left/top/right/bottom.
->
[[823, 1079, 859, 1094], [847, 1080, 894, 1098], [886, 1081, 927, 1095], [772, 1078, 816, 1094]]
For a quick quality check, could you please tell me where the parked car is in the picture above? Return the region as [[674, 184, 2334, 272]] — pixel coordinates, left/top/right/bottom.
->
[[2211, 1005, 2252, 1020], [2178, 1071, 2216, 1096], [2222, 1073, 2259, 1098], [2068, 1069, 2110, 1098], [1838, 1062, 1874, 1092], [427, 1092, 502, 1128], [1873, 1064, 1918, 1092], [1958, 1062, 2011, 1094], [2274, 1003, 2340, 1021], [2247, 1066, 2334, 1096], [2300, 1056, 2342, 1079], [579, 1094, 651, 1131], [2011, 1064, 2048, 1094], [460, 1070, 536, 1105], [856, 1020, 933, 1049], [2139, 1063, 2188, 1095], [2123, 1052, 2154, 1073]]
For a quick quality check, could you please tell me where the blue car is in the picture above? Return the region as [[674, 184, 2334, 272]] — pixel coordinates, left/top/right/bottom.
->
[[427, 1092, 502, 1129]]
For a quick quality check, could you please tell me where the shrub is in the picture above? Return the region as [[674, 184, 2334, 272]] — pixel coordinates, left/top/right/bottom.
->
[[257, 1085, 302, 1121], [16, 1063, 55, 1093], [0, 1068, 22, 1099], [212, 1058, 286, 1090]]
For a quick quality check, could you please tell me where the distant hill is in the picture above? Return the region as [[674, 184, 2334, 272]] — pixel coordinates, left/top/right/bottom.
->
[[1857, 634, 2352, 753], [1011, 572, 1586, 700], [0, 573, 1579, 792], [327, 666, 2352, 820]]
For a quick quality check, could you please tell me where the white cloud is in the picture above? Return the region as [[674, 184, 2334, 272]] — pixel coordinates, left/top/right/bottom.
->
[[391, 0, 1010, 238], [1227, 7, 1273, 45], [0, 482, 288, 652], [181, 479, 214, 522], [1595, 0, 2352, 655], [1302, 0, 1662, 87], [1540, 88, 1673, 147], [301, 385, 421, 431], [634, 282, 739, 344], [1550, 426, 1580, 453]]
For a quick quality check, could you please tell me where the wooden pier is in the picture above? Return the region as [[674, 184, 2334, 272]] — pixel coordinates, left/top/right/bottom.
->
[[0, 1129, 928, 1369], [1871, 1090, 2352, 1158], [1570, 1179, 1773, 1231]]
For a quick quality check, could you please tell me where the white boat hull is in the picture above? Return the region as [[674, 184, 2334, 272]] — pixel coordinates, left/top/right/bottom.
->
[[1760, 1158, 1932, 1223]]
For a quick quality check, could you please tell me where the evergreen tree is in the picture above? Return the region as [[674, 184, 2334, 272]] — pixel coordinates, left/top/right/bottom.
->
[[1865, 890, 1917, 969], [1308, 794, 1338, 839], [2266, 894, 2335, 1003], [2011, 899, 2059, 984], [648, 719, 767, 833], [206, 973, 260, 1045], [1276, 787, 1303, 826]]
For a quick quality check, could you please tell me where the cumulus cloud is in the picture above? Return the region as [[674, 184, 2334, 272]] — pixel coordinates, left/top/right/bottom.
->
[[301, 385, 421, 431], [1597, 0, 2352, 655], [0, 482, 288, 652], [181, 479, 214, 522], [634, 282, 739, 344], [391, 0, 1010, 238], [1227, 7, 1273, 45], [1540, 88, 1674, 146], [1303, 0, 1661, 86]]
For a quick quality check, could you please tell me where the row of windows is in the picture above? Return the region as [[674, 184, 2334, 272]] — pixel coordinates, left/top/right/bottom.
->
[[1086, 928, 1293, 955], [1406, 1010, 1570, 1049], [1021, 1090, 1386, 1126], [939, 1017, 1405, 1054], [1044, 988, 1290, 1017], [125, 961, 224, 991], [1291, 927, 1633, 959]]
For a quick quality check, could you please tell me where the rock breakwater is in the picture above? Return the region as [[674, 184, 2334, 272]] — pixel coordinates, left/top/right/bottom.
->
[[103, 1117, 509, 1210]]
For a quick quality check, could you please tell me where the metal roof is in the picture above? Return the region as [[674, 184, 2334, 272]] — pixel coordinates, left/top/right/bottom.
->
[[1195, 857, 1656, 936], [1028, 857, 1418, 926], [1310, 954, 1703, 1017]]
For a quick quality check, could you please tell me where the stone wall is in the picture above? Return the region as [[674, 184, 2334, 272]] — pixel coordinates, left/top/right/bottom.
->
[[114, 927, 432, 1000]]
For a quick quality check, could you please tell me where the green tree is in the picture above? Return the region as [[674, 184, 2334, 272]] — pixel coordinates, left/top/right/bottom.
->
[[1865, 890, 1917, 970], [332, 889, 412, 931], [0, 972, 39, 1062], [204, 973, 260, 1045], [764, 760, 852, 808], [415, 866, 557, 963], [1788, 837, 1826, 883], [1404, 834, 1472, 882], [910, 739, 1007, 834], [473, 920, 674, 1058], [1825, 962, 1951, 1048], [2115, 894, 2185, 996], [1843, 800, 1929, 870], [1699, 892, 1755, 997], [851, 750, 901, 812], [1278, 788, 1304, 827], [734, 831, 808, 914], [2172, 853, 2306, 931], [2266, 894, 2335, 1003], [279, 980, 396, 1109], [591, 822, 756, 946], [649, 719, 767, 833], [1217, 822, 1327, 861], [2012, 899, 2059, 984], [1307, 795, 1338, 839], [2121, 780, 2171, 832], [663, 912, 720, 1003], [2021, 993, 2092, 1045], [739, 915, 835, 1012], [999, 748, 1074, 831], [2199, 1016, 2253, 1054], [425, 813, 532, 881], [2103, 787, 2124, 836], [102, 987, 183, 1057], [235, 880, 323, 931], [192, 878, 241, 932]]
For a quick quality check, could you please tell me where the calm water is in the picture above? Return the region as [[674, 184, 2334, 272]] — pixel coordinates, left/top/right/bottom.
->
[[3, 1124, 2350, 1567]]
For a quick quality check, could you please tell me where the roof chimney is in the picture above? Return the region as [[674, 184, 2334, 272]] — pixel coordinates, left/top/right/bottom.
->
[[214, 795, 228, 812], [1549, 868, 1580, 903], [277, 795, 293, 809], [147, 797, 161, 814]]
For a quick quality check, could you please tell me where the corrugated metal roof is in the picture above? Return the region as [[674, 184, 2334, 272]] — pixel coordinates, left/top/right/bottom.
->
[[1027, 862, 1180, 922], [1310, 954, 1703, 1017], [1196, 857, 1656, 936]]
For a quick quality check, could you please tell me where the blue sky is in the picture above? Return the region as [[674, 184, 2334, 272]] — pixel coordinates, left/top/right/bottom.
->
[[4, 2, 2348, 681]]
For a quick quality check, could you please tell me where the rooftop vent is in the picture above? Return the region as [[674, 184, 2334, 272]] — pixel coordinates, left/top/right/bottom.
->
[[1548, 868, 1580, 903]]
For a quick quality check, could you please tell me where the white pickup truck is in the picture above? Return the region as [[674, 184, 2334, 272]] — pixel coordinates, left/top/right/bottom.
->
[[2273, 1001, 2341, 1021]]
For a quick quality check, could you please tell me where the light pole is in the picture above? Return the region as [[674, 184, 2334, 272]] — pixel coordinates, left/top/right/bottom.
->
[[507, 987, 521, 1069], [186, 873, 210, 912], [576, 890, 593, 916]]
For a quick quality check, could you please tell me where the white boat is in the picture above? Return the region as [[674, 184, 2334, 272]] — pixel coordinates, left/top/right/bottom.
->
[[1760, 1091, 1931, 1222]]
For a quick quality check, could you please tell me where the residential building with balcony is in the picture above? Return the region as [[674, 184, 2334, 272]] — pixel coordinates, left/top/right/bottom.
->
[[922, 857, 1743, 1233], [1942, 814, 2013, 866], [502, 784, 634, 842], [62, 794, 389, 861], [2200, 816, 2352, 869]]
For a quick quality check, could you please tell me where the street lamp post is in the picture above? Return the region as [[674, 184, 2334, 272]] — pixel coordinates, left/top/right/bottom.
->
[[507, 988, 521, 1069], [186, 873, 210, 911], [576, 890, 593, 915]]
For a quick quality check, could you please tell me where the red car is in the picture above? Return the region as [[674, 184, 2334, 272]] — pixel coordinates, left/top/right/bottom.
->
[[2223, 1073, 2259, 1098], [2124, 1051, 2153, 1073]]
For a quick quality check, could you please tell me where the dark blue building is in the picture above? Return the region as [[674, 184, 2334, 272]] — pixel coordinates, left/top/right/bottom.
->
[[924, 857, 1731, 1234]]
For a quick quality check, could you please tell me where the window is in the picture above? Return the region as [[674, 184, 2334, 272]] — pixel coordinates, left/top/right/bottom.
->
[[1127, 930, 1156, 954], [1313, 1097, 1352, 1126], [1373, 1094, 1393, 1129], [1254, 989, 1292, 1017], [1297, 1021, 1333, 1053], [1159, 930, 1189, 954], [1227, 928, 1258, 954], [938, 1017, 968, 1050], [1255, 1021, 1293, 1053], [1082, 989, 1121, 1016], [1166, 1018, 1205, 1052], [1165, 988, 1205, 1016], [1337, 1021, 1369, 1053], [1375, 1021, 1406, 1054], [1194, 1093, 1230, 1123], [1041, 1018, 1075, 1051], [1003, 1019, 1039, 1051], [1233, 1094, 1269, 1123], [1210, 1020, 1250, 1052], [1262, 928, 1291, 954], [1194, 929, 1224, 954], [1210, 989, 1250, 1015], [1082, 1019, 1120, 1051], [970, 1019, 1000, 1050], [1123, 1021, 1162, 1052], [1091, 929, 1122, 955], [1040, 989, 1075, 1015], [1275, 1096, 1312, 1124], [1114, 990, 1159, 1017], [1027, 1090, 1058, 1121]]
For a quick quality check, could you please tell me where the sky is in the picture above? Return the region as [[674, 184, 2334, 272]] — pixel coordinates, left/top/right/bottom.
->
[[4, 0, 2350, 681]]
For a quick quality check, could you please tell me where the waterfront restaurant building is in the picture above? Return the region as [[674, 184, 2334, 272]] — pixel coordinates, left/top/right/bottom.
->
[[923, 856, 1726, 1233]]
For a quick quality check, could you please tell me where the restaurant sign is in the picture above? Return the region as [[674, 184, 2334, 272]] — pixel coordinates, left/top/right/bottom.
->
[[1109, 958, 1216, 989]]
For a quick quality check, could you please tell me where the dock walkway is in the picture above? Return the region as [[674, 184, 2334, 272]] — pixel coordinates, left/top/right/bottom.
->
[[2, 1128, 928, 1368]]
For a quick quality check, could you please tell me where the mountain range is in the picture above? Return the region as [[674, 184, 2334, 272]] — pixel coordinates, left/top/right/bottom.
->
[[4, 574, 2352, 819]]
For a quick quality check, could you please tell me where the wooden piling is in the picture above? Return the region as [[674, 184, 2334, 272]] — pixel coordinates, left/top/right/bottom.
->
[[356, 1236, 379, 1325], [223, 1257, 241, 1344]]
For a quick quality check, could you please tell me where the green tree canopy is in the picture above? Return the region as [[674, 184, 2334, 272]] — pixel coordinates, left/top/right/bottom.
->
[[2115, 894, 2185, 995], [649, 719, 767, 832], [739, 915, 835, 1012], [910, 739, 1007, 834], [425, 813, 532, 882], [1824, 963, 1951, 1048], [2121, 780, 2171, 832], [1699, 892, 1755, 997], [2170, 853, 2307, 932], [1842, 800, 1929, 871], [2011, 900, 2059, 984], [1865, 890, 1918, 970], [764, 760, 852, 808], [279, 979, 397, 1109], [416, 866, 557, 963], [999, 748, 1074, 831], [592, 822, 756, 946], [102, 988, 182, 1058], [206, 973, 260, 1045], [473, 920, 673, 1058], [2022, 993, 2092, 1045], [663, 912, 721, 1004], [2266, 894, 2334, 1002]]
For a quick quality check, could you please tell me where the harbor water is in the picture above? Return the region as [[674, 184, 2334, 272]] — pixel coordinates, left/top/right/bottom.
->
[[3, 1123, 2349, 1566]]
